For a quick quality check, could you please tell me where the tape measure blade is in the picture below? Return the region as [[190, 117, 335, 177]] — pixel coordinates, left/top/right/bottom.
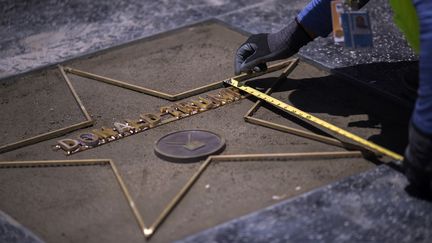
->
[[231, 79, 403, 161], [279, 100, 403, 161]]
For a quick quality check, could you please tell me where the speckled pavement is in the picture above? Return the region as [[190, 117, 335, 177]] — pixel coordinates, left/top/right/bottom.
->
[[1, 0, 429, 242], [1, 0, 415, 75], [1, 0, 418, 108]]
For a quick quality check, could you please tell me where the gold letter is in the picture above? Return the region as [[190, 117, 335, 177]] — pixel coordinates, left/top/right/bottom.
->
[[191, 97, 214, 110], [92, 126, 118, 139], [207, 92, 232, 105], [160, 105, 186, 118], [218, 89, 237, 102], [114, 122, 133, 133], [206, 94, 223, 106], [140, 113, 161, 127], [78, 133, 99, 147], [125, 119, 148, 130], [175, 102, 199, 114], [224, 87, 242, 98], [57, 139, 80, 152]]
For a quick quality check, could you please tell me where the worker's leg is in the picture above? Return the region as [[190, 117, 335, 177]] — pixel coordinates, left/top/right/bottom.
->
[[404, 0, 432, 192]]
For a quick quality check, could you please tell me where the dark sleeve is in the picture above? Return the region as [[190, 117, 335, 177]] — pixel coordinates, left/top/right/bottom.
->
[[296, 0, 370, 37], [412, 0, 432, 135]]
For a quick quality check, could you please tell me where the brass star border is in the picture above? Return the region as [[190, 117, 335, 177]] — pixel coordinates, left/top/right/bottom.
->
[[0, 57, 369, 240], [0, 159, 147, 236], [0, 151, 363, 239], [0, 66, 95, 154], [63, 61, 294, 101], [242, 72, 364, 152]]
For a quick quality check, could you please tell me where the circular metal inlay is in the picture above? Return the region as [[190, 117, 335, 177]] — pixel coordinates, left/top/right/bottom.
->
[[154, 130, 225, 163]]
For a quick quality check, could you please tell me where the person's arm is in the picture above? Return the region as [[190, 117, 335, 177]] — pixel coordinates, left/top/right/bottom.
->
[[234, 0, 369, 75], [297, 0, 370, 38], [296, 0, 334, 38]]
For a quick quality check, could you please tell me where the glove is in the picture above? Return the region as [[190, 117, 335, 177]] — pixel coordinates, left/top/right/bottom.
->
[[234, 18, 313, 75], [403, 123, 432, 194]]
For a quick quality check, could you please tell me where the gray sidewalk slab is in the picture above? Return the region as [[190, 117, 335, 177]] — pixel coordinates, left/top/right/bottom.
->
[[1, 0, 416, 80], [0, 211, 44, 243], [1, 0, 417, 108], [0, 1, 427, 242], [179, 164, 432, 243]]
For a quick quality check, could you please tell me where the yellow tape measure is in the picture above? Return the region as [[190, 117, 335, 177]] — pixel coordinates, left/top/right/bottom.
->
[[227, 78, 404, 161]]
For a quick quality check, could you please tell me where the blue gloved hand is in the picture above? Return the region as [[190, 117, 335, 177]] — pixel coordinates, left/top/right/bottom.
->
[[234, 18, 312, 75], [403, 123, 432, 194]]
